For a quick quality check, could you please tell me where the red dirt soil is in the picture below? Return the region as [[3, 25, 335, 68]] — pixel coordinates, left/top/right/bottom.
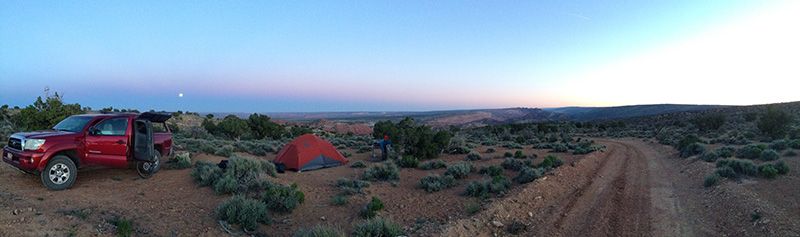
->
[[1, 139, 799, 236]]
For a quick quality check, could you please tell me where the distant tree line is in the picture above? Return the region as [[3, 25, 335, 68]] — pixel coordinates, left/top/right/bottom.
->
[[373, 117, 452, 159], [0, 91, 321, 144], [201, 114, 312, 140], [13, 93, 86, 131]]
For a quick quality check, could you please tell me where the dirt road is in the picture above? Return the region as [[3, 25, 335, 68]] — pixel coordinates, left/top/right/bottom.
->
[[441, 139, 684, 236], [536, 139, 701, 236], [442, 138, 800, 236]]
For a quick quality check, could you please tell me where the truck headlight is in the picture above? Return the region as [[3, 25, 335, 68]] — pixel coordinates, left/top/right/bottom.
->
[[23, 139, 45, 151]]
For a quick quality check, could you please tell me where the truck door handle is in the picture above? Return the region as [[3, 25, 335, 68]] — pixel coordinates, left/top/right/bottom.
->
[[116, 140, 126, 145]]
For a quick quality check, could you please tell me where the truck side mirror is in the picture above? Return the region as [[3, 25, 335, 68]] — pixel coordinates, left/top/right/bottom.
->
[[88, 127, 100, 135]]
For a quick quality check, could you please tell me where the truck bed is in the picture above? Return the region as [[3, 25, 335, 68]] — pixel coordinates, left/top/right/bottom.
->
[[153, 132, 173, 156]]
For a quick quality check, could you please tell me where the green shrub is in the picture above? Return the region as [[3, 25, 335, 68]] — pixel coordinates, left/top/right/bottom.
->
[[758, 164, 779, 179], [677, 134, 701, 152], [335, 178, 370, 195], [704, 173, 721, 187], [736, 145, 764, 159], [465, 202, 481, 215], [359, 197, 384, 219], [216, 195, 270, 231], [503, 142, 524, 149], [775, 161, 790, 175], [715, 166, 736, 178], [419, 160, 447, 170], [757, 107, 793, 139], [262, 183, 305, 213], [572, 143, 601, 155], [790, 139, 800, 149], [770, 140, 788, 151], [539, 155, 563, 169], [716, 159, 758, 176], [192, 161, 223, 186], [238, 139, 281, 156], [350, 161, 367, 168], [550, 143, 568, 153], [418, 174, 457, 192], [760, 149, 780, 161], [362, 163, 400, 182], [501, 158, 525, 171], [716, 147, 735, 158], [478, 165, 503, 177], [444, 162, 474, 179], [110, 217, 133, 237], [447, 139, 471, 154], [465, 152, 482, 161], [513, 150, 527, 159], [692, 113, 726, 131], [700, 151, 719, 162], [249, 114, 287, 139], [514, 167, 545, 184], [294, 225, 346, 237], [214, 145, 234, 157], [396, 156, 419, 168], [331, 195, 348, 206], [503, 152, 513, 158], [352, 217, 404, 237], [168, 152, 192, 169], [464, 176, 512, 198], [205, 156, 277, 194], [213, 175, 239, 194], [464, 181, 487, 198], [356, 146, 372, 154], [213, 115, 250, 139], [487, 175, 512, 195], [341, 151, 352, 158], [486, 147, 496, 153], [680, 143, 705, 158]]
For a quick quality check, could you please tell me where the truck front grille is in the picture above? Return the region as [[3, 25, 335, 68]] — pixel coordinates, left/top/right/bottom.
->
[[8, 137, 22, 150]]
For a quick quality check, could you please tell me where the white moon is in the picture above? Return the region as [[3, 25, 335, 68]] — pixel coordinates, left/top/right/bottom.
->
[[178, 93, 184, 98]]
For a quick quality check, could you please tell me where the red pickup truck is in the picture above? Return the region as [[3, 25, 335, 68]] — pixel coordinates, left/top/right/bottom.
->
[[2, 112, 173, 190]]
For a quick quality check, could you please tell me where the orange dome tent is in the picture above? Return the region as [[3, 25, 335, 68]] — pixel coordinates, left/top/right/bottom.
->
[[274, 134, 348, 172]]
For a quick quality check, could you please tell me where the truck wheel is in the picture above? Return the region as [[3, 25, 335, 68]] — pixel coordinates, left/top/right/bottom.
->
[[41, 156, 77, 191], [136, 152, 161, 179]]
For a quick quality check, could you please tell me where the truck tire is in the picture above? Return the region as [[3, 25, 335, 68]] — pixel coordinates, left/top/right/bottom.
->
[[41, 155, 77, 191], [136, 152, 161, 179]]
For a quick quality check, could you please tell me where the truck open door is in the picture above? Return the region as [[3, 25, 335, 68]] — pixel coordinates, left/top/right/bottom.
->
[[133, 112, 172, 178]]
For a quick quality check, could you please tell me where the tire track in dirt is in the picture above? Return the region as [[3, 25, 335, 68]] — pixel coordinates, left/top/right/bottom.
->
[[550, 147, 618, 230], [541, 141, 651, 237]]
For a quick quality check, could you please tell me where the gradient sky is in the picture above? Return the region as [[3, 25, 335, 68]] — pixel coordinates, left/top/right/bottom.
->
[[1, 1, 798, 112]]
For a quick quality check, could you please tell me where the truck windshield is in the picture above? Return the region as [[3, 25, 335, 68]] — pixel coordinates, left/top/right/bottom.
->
[[53, 116, 94, 132]]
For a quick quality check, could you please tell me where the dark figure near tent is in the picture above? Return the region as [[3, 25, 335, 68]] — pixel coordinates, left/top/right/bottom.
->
[[379, 135, 392, 161]]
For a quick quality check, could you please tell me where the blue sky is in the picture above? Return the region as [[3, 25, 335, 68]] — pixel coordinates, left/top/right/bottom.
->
[[1, 0, 796, 112]]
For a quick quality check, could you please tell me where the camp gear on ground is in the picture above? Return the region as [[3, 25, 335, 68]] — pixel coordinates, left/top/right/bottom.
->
[[218, 160, 228, 170]]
